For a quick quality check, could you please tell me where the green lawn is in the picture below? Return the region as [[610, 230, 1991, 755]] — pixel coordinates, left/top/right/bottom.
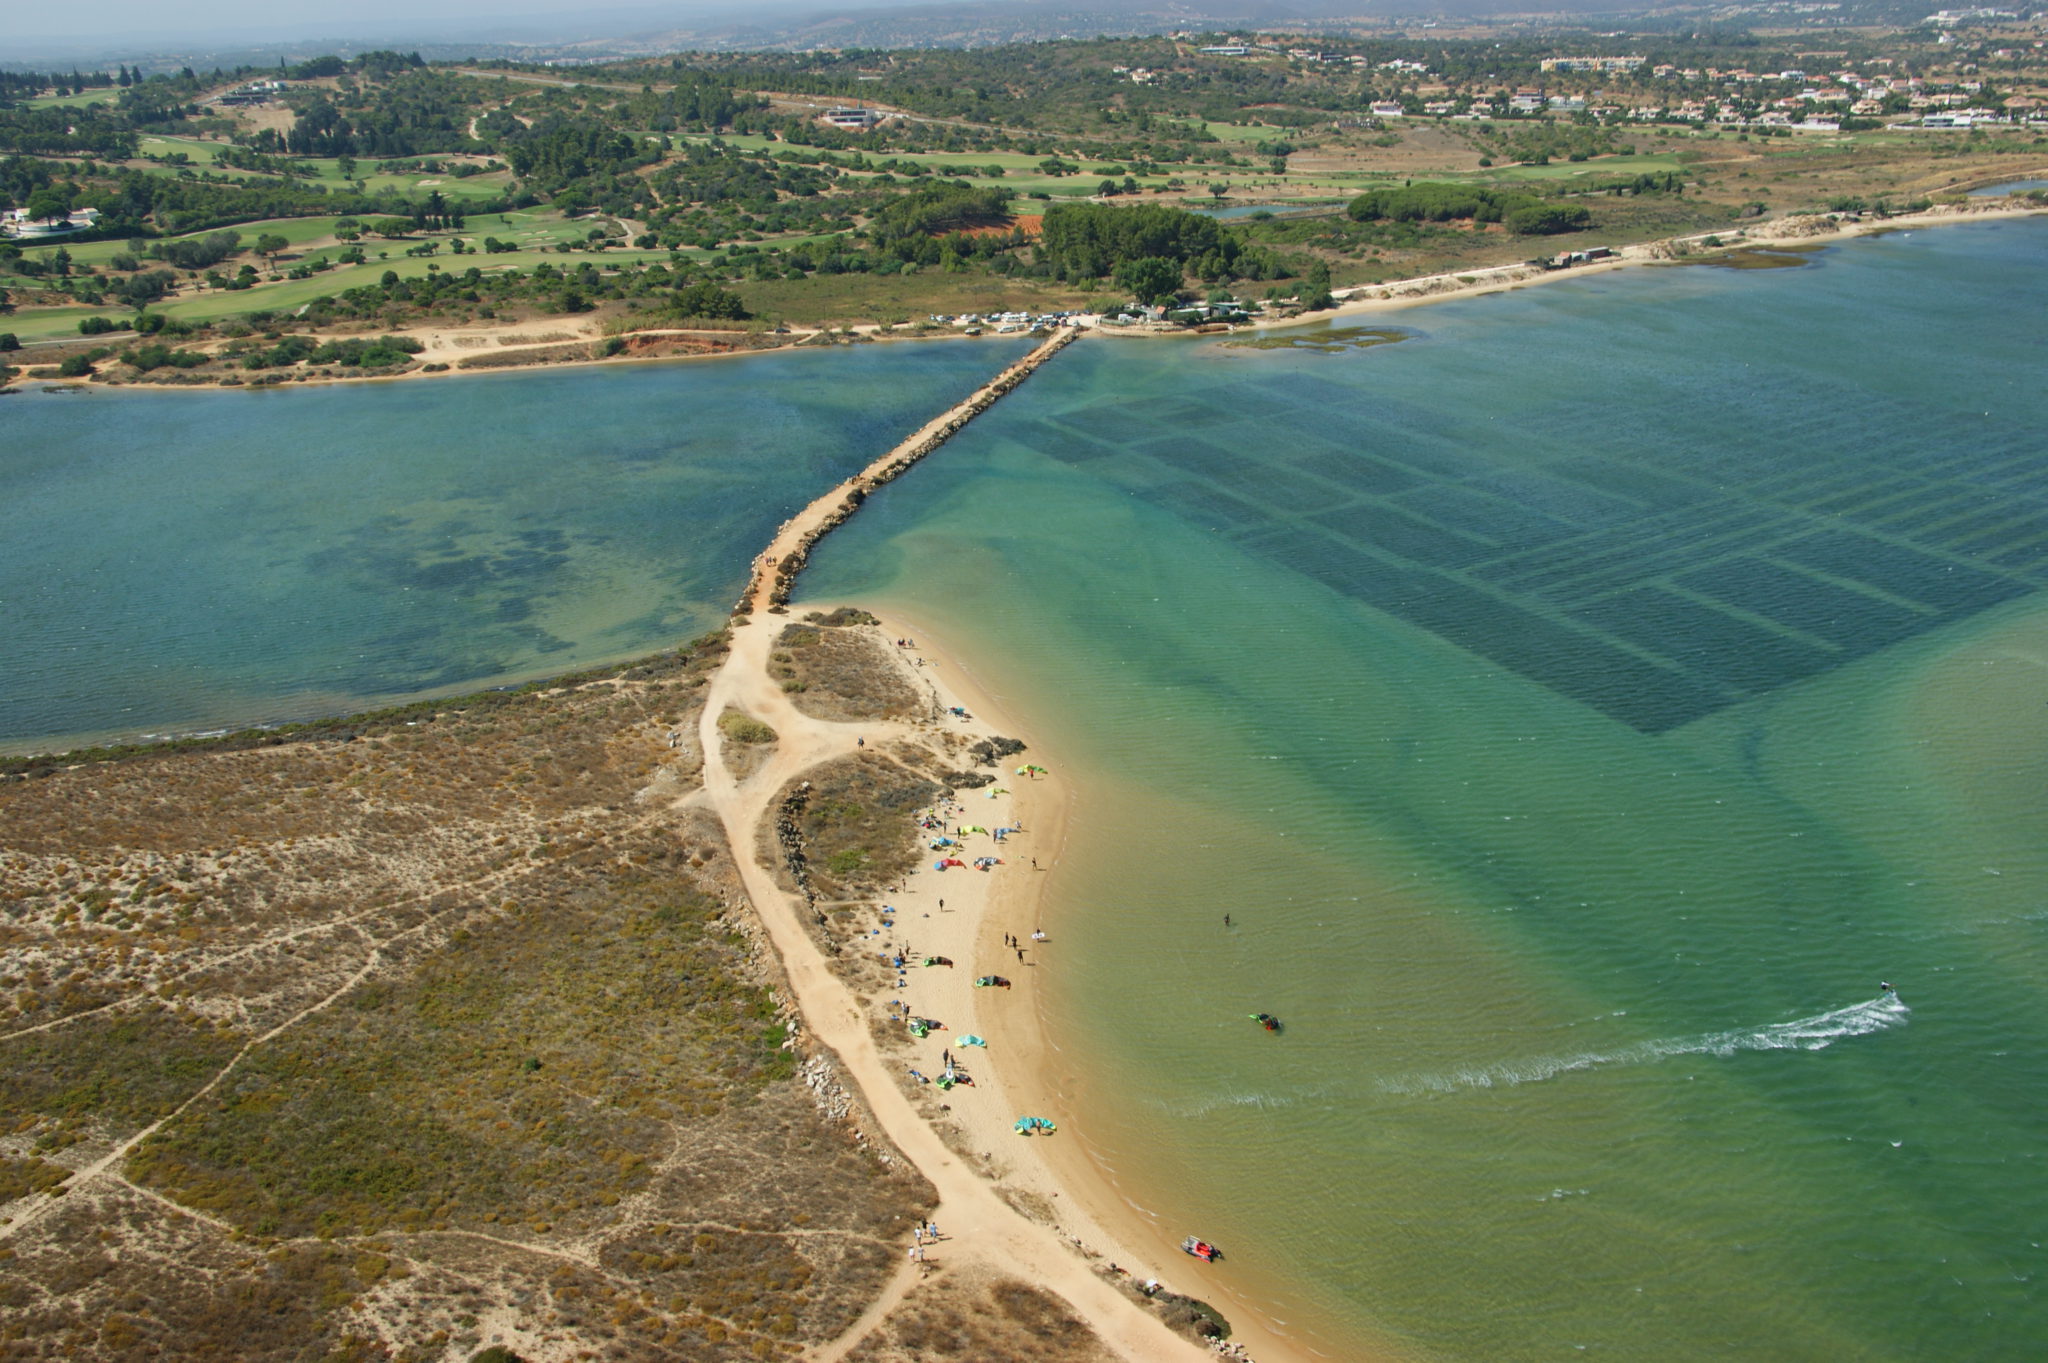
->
[[43, 215, 354, 267], [354, 170, 515, 201], [3, 306, 121, 345], [129, 140, 514, 202], [26, 90, 120, 110], [6, 228, 704, 339], [1200, 121, 1296, 144], [137, 135, 227, 163]]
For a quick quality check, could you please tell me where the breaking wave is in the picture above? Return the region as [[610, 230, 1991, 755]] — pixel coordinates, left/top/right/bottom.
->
[[1379, 992, 1910, 1096]]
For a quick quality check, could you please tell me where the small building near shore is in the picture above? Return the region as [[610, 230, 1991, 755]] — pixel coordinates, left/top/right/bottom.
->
[[822, 106, 885, 130]]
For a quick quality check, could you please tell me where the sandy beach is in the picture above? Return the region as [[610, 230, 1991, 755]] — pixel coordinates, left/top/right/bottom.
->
[[685, 337, 1248, 1361], [692, 598, 1248, 1361], [861, 605, 1324, 1363], [651, 202, 2048, 1358], [1289, 197, 2048, 330]]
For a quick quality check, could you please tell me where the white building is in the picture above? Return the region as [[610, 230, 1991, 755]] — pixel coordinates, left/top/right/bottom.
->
[[1, 206, 100, 238], [822, 106, 884, 130]]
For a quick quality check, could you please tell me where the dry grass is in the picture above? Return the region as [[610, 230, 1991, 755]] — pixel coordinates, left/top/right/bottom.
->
[[0, 635, 937, 1360], [842, 1267, 1117, 1363], [775, 753, 943, 903], [773, 614, 924, 724]]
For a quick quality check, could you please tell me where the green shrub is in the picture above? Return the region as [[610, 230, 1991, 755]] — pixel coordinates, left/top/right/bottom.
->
[[122, 343, 208, 371], [307, 335, 424, 368], [1503, 204, 1591, 235], [717, 710, 777, 745]]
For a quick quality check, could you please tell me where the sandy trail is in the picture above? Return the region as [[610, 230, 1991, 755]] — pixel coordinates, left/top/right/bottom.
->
[[690, 336, 1221, 1362], [696, 616, 1212, 1363]]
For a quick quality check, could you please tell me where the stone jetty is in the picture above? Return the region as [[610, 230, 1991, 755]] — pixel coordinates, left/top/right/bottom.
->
[[735, 326, 1081, 616]]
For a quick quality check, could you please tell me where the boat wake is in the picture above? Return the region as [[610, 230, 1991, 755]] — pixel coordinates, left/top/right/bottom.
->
[[1379, 992, 1910, 1097], [1162, 1084, 1329, 1119]]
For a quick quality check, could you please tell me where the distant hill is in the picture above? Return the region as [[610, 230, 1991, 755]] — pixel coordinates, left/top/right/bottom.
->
[[1, 0, 1937, 68]]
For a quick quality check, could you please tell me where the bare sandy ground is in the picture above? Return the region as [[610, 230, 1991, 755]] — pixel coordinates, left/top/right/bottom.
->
[[854, 606, 1321, 1363], [694, 622, 1224, 1363], [688, 342, 1233, 1362]]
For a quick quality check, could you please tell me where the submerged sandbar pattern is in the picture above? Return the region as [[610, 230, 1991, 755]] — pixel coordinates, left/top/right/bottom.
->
[[1020, 341, 2046, 732]]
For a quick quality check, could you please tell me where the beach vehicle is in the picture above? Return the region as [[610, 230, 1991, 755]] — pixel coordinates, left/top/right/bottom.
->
[[1251, 1012, 1282, 1033], [975, 975, 1012, 989], [1181, 1236, 1222, 1263]]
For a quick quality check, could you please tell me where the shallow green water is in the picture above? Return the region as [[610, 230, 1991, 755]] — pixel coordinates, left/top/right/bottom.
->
[[803, 219, 2048, 1360], [5, 221, 2044, 1360], [0, 340, 1029, 752]]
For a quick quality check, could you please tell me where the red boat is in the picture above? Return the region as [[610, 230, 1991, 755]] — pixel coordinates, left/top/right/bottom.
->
[[1180, 1236, 1221, 1262]]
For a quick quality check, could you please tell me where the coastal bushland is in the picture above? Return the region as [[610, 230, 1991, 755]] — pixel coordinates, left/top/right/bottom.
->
[[778, 753, 943, 901], [774, 618, 922, 722], [0, 639, 934, 1360]]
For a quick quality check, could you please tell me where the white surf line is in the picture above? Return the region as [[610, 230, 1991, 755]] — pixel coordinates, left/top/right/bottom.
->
[[1379, 992, 1910, 1096]]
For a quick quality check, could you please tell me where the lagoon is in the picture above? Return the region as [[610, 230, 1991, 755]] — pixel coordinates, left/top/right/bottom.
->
[[5, 215, 2046, 1361], [0, 339, 1030, 753], [804, 218, 2048, 1360]]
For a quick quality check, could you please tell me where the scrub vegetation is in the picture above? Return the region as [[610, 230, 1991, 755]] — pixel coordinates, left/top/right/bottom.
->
[[5, 22, 2039, 384], [0, 634, 937, 1360]]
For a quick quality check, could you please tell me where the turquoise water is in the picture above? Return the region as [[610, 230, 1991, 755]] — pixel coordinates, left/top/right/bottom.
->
[[0, 340, 1030, 752], [803, 219, 2048, 1360], [5, 220, 2046, 1359], [1968, 177, 2048, 197]]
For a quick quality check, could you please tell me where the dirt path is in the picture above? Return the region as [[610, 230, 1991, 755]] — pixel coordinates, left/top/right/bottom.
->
[[0, 898, 469, 1247], [695, 615, 1212, 1363], [689, 330, 1215, 1362]]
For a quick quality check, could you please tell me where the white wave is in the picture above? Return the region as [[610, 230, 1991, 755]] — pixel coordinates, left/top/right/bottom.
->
[[1161, 1084, 1328, 1119], [1379, 993, 1909, 1096]]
